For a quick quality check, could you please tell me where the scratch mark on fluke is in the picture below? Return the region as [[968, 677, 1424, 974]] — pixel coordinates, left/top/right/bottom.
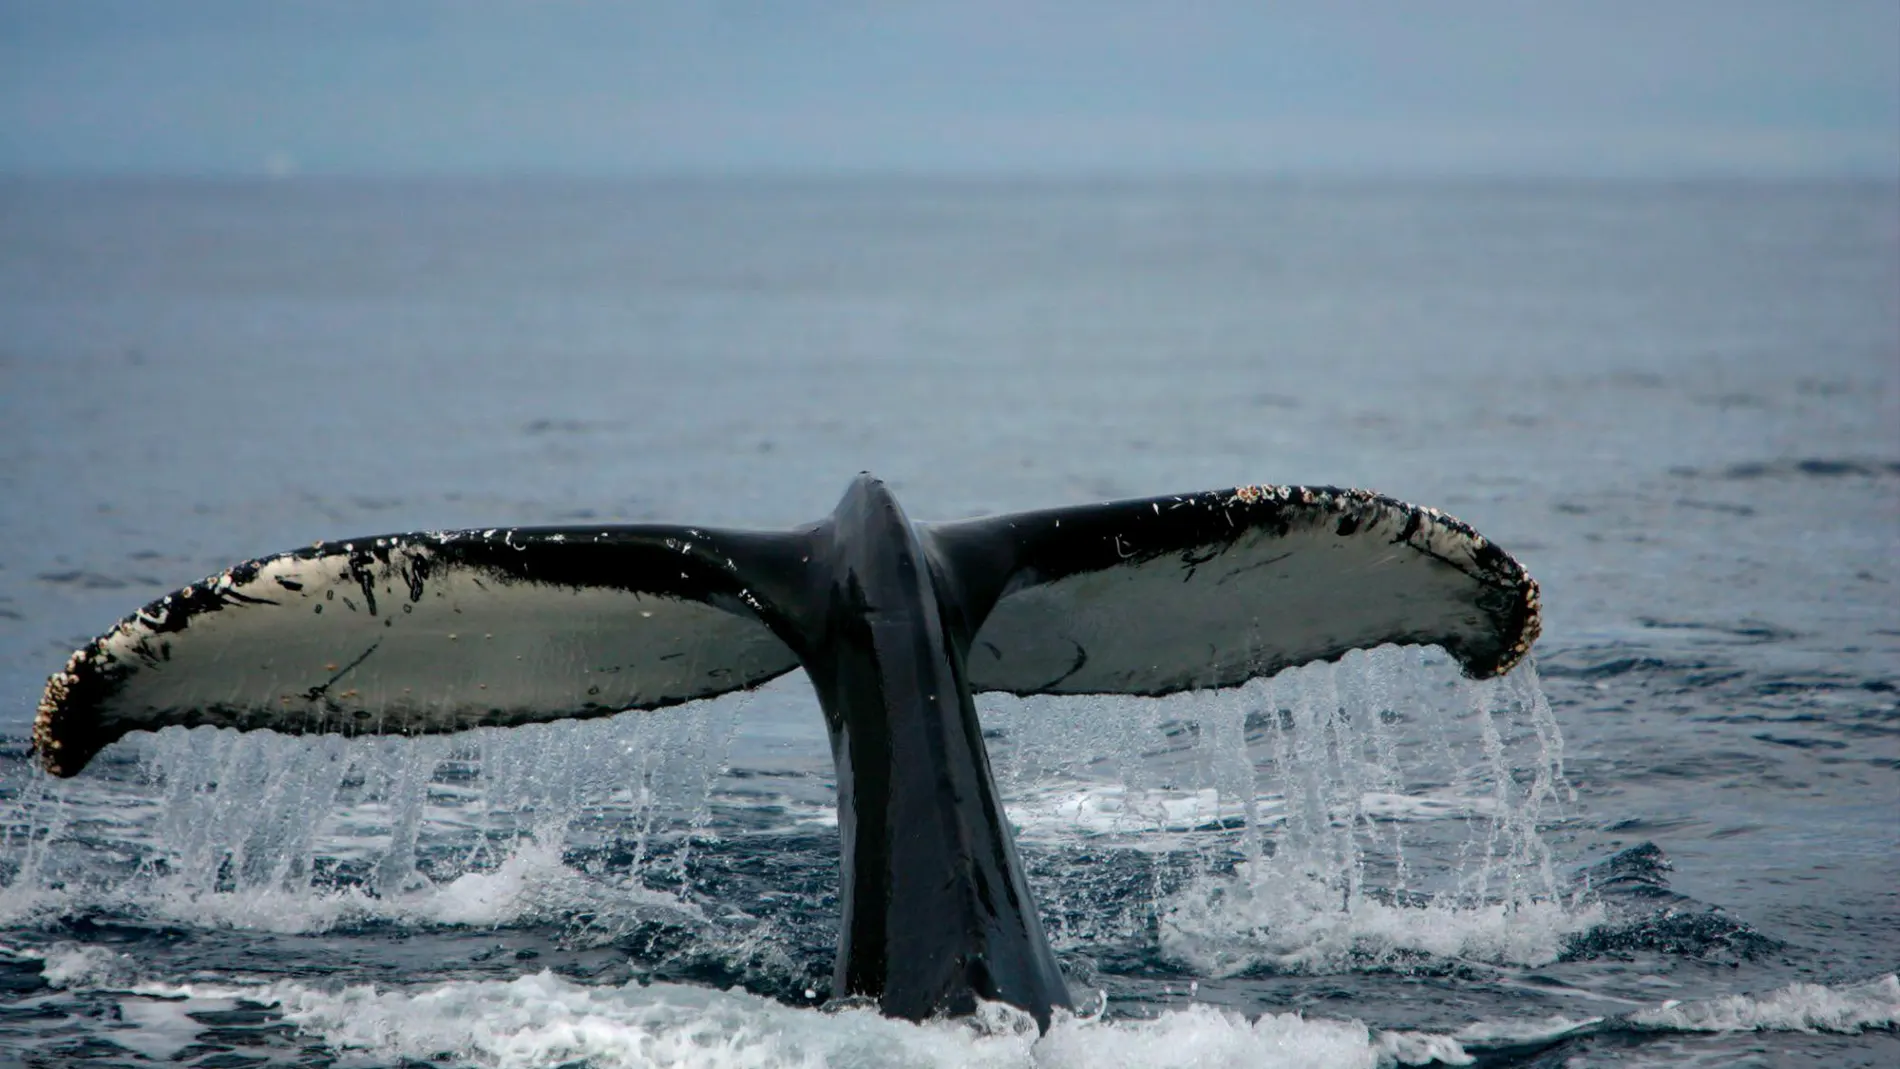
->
[[301, 642, 382, 703]]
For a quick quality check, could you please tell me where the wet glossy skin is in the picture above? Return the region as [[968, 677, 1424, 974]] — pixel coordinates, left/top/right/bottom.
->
[[796, 475, 1070, 1027]]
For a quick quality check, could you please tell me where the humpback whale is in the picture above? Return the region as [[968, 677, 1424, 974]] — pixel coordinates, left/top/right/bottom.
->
[[33, 475, 1540, 1028]]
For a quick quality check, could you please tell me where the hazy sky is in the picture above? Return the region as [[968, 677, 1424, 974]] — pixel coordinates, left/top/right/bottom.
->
[[2, 1, 1895, 178]]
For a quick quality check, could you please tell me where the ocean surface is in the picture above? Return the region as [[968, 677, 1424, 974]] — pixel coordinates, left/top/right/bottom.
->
[[0, 177, 1894, 1068]]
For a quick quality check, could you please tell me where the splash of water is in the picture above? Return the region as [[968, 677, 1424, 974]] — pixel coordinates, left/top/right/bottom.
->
[[982, 645, 1594, 974], [2, 646, 1591, 975], [0, 695, 750, 933]]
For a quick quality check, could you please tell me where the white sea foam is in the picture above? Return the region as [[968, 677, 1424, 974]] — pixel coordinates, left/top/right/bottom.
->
[[211, 971, 1419, 1069], [36, 941, 141, 989], [1007, 782, 1507, 847], [113, 995, 216, 1062], [0, 827, 697, 938], [27, 946, 1898, 1069], [22, 949, 1422, 1069], [1442, 976, 1900, 1051], [156, 833, 700, 934], [1157, 860, 1602, 975], [1626, 974, 1900, 1035], [1008, 785, 1232, 845], [1451, 1012, 1601, 1046]]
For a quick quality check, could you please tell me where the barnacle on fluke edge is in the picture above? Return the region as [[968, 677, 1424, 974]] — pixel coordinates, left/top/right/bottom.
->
[[1221, 483, 1540, 677]]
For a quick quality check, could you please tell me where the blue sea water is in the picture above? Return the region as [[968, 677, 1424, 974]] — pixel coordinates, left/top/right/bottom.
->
[[0, 178, 1895, 1067]]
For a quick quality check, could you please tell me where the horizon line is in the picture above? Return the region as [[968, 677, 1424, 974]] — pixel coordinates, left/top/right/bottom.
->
[[3, 166, 1896, 186]]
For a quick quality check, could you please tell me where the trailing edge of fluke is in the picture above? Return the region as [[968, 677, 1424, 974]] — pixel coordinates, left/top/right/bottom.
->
[[34, 476, 1540, 1028]]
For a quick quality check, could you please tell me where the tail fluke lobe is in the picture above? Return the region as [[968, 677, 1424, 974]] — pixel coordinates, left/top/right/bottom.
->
[[34, 526, 807, 776], [926, 484, 1539, 697]]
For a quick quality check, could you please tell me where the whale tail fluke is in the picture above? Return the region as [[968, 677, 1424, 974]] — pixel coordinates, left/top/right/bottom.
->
[[34, 484, 1538, 777]]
